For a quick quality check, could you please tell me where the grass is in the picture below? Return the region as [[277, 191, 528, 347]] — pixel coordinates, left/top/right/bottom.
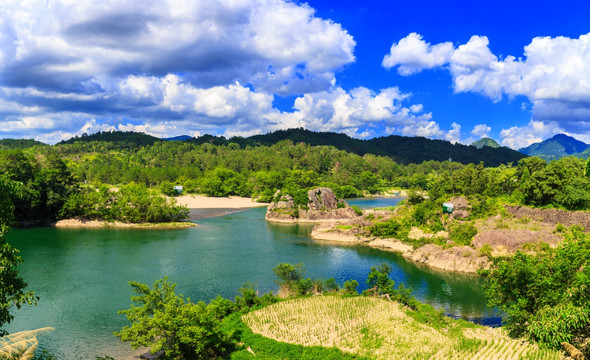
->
[[241, 295, 562, 360], [335, 225, 354, 230]]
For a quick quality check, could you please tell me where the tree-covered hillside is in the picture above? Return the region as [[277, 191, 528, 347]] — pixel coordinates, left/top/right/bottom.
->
[[518, 134, 590, 161], [67, 128, 526, 166], [471, 137, 501, 149], [0, 138, 47, 150]]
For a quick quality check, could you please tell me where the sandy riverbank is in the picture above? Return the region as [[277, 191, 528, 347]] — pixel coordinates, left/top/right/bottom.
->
[[54, 219, 197, 228], [175, 195, 268, 209]]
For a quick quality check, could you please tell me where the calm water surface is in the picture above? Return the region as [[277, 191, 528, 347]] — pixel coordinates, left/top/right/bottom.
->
[[5, 197, 495, 359]]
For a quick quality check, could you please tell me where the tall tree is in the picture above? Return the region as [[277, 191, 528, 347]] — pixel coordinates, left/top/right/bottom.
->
[[0, 176, 37, 335]]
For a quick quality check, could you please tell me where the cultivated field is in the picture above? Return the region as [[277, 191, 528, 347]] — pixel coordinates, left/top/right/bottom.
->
[[242, 296, 562, 360]]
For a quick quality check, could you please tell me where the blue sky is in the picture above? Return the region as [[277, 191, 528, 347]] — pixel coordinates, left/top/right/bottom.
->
[[1, 0, 590, 147]]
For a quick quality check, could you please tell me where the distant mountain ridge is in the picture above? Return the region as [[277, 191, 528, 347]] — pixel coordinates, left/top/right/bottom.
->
[[55, 128, 525, 166], [518, 134, 590, 161], [471, 138, 501, 149], [0, 138, 47, 149]]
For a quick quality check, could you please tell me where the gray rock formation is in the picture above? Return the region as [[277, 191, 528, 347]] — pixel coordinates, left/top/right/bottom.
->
[[265, 187, 358, 223], [307, 187, 339, 210]]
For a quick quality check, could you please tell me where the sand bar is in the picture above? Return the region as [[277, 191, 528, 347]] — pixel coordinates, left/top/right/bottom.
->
[[175, 195, 268, 209]]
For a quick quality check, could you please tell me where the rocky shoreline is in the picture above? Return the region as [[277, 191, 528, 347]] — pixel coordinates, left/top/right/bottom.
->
[[265, 189, 588, 274], [311, 222, 490, 274]]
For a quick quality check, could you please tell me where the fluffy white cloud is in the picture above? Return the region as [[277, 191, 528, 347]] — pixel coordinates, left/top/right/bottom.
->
[[499, 120, 562, 149], [0, 0, 360, 141], [471, 124, 491, 138], [385, 33, 590, 145], [0, 0, 354, 95], [287, 86, 436, 137], [382, 33, 453, 75]]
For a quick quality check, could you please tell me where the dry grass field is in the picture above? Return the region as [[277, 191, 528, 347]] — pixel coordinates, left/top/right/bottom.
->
[[242, 296, 562, 360]]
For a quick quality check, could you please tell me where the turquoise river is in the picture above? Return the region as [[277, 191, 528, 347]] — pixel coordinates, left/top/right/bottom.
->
[[5, 198, 497, 359]]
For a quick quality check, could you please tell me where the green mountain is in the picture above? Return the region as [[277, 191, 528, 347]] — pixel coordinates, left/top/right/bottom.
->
[[0, 138, 47, 149], [57, 128, 527, 166], [57, 131, 160, 147], [518, 134, 590, 161], [471, 137, 500, 149], [188, 128, 526, 166]]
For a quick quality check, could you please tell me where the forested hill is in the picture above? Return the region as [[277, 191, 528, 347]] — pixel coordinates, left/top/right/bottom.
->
[[518, 134, 590, 161], [57, 131, 160, 147], [54, 128, 526, 166], [188, 128, 526, 166], [368, 135, 524, 165], [0, 138, 47, 149]]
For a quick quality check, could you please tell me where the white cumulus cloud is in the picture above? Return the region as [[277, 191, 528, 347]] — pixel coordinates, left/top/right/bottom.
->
[[382, 33, 453, 75], [471, 124, 491, 138], [0, 0, 359, 141], [384, 32, 590, 146]]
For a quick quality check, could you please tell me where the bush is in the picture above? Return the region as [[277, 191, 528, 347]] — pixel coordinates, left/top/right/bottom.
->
[[483, 229, 590, 353], [369, 219, 404, 238], [342, 280, 359, 295], [448, 222, 478, 246], [351, 205, 363, 216], [334, 185, 361, 199], [115, 278, 236, 360], [478, 244, 493, 258], [159, 180, 176, 197]]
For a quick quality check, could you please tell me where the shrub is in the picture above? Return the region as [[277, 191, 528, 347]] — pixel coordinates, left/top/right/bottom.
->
[[554, 223, 566, 233], [479, 244, 493, 258], [369, 219, 403, 238], [115, 278, 236, 360], [351, 205, 363, 216], [342, 280, 359, 295], [448, 222, 478, 246]]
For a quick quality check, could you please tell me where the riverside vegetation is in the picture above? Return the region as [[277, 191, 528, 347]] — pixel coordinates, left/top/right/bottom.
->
[[1, 130, 590, 358], [113, 263, 562, 360]]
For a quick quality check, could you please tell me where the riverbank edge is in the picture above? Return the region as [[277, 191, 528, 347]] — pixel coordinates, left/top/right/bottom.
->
[[54, 219, 197, 228], [310, 226, 490, 274]]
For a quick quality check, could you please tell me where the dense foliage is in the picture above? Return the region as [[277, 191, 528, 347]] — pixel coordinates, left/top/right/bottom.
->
[[483, 228, 590, 355], [60, 183, 189, 223], [115, 278, 237, 360], [0, 176, 37, 336], [117, 263, 420, 359], [0, 149, 76, 223], [189, 128, 526, 166]]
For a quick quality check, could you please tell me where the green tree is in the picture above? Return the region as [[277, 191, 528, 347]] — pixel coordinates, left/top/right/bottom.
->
[[483, 228, 590, 355], [272, 263, 305, 295], [0, 176, 38, 335], [115, 278, 235, 360], [364, 263, 394, 296]]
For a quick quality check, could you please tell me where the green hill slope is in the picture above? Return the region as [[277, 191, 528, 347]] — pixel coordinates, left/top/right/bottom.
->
[[0, 138, 47, 149], [518, 134, 589, 161], [471, 137, 500, 149], [58, 128, 527, 166]]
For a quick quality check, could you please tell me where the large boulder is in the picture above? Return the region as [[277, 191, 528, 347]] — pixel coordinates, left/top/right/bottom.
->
[[307, 187, 338, 210], [265, 187, 358, 223]]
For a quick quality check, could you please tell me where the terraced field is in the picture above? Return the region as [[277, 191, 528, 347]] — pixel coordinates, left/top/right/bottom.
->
[[242, 296, 561, 360]]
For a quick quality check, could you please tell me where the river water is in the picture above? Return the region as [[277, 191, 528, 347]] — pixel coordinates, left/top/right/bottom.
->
[[5, 197, 497, 359]]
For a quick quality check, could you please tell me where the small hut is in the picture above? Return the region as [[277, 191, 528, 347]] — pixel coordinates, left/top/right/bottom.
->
[[173, 185, 183, 194], [442, 202, 454, 214]]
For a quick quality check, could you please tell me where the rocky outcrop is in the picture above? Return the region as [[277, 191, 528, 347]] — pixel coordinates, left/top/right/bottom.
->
[[311, 221, 489, 274], [505, 204, 590, 228], [307, 187, 339, 210], [447, 196, 470, 220], [265, 188, 359, 223], [403, 244, 490, 273]]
